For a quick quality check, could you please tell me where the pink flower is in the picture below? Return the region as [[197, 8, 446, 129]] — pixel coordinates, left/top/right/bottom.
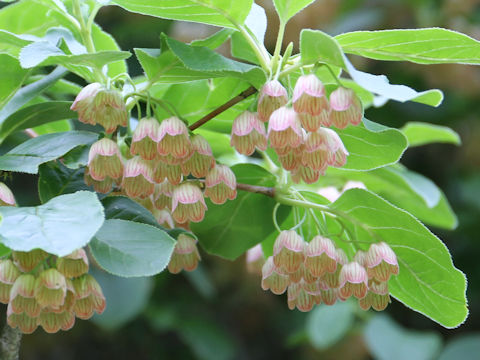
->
[[293, 74, 330, 131], [261, 257, 289, 295], [171, 183, 207, 223], [329, 87, 363, 129], [230, 111, 267, 155], [365, 242, 399, 282], [304, 236, 338, 277], [273, 230, 305, 273], [338, 262, 368, 300], [257, 80, 288, 122], [87, 138, 124, 181], [122, 157, 155, 198], [131, 117, 161, 160], [181, 134, 215, 178], [267, 107, 303, 150], [204, 165, 237, 205], [168, 233, 201, 274], [0, 183, 16, 206], [157, 117, 192, 159]]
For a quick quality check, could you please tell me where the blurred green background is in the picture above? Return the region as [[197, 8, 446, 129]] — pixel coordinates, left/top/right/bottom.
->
[[3, 0, 480, 359]]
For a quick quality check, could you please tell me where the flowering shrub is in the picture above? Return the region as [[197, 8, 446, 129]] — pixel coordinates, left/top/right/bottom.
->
[[0, 0, 474, 353]]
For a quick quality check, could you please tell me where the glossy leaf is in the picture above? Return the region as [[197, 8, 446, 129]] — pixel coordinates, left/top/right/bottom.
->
[[0, 131, 98, 174], [38, 161, 90, 203], [332, 189, 468, 328], [112, 0, 254, 29], [90, 219, 176, 277], [337, 120, 408, 170], [0, 191, 104, 256], [364, 314, 442, 360], [401, 122, 461, 147], [191, 164, 283, 260], [336, 28, 480, 65], [0, 101, 75, 143]]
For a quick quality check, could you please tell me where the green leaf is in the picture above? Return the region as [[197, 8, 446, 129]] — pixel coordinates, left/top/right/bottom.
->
[[364, 314, 442, 360], [336, 28, 480, 65], [33, 119, 72, 136], [0, 30, 31, 57], [90, 267, 153, 330], [0, 55, 29, 109], [38, 161, 90, 203], [101, 196, 160, 228], [336, 119, 408, 170], [438, 334, 480, 360], [273, 0, 316, 23], [0, 191, 104, 256], [0, 131, 98, 174], [112, 0, 253, 29], [190, 29, 234, 49], [306, 301, 355, 350], [90, 219, 176, 277], [332, 189, 468, 328], [0, 101, 75, 143], [300, 29, 347, 69], [401, 122, 461, 147], [327, 166, 457, 229], [0, 66, 66, 123], [92, 24, 129, 78], [191, 164, 283, 260]]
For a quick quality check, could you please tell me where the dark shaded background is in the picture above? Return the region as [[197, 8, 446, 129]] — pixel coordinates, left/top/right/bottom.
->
[[4, 0, 480, 359]]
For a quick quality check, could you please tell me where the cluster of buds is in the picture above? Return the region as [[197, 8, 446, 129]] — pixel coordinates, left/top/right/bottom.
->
[[0, 249, 105, 334], [231, 75, 362, 183], [261, 231, 398, 312]]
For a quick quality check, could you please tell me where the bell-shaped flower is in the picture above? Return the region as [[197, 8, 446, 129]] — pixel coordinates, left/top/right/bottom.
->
[[359, 280, 390, 311], [288, 263, 317, 284], [287, 281, 318, 312], [153, 180, 175, 210], [319, 287, 340, 306], [92, 88, 128, 133], [84, 168, 115, 194], [278, 149, 301, 171], [153, 209, 175, 229], [301, 128, 337, 172], [329, 87, 363, 129], [204, 165, 237, 205], [0, 182, 16, 206], [246, 244, 265, 275], [261, 257, 290, 295], [305, 236, 338, 277], [72, 274, 106, 320], [273, 230, 305, 273], [87, 138, 124, 181], [321, 248, 348, 289], [9, 274, 41, 318], [171, 183, 207, 223], [56, 249, 89, 278], [7, 307, 38, 334], [12, 250, 49, 273], [70, 82, 102, 125], [293, 74, 330, 131], [157, 117, 192, 159], [0, 259, 21, 304], [122, 156, 155, 198], [365, 242, 399, 282], [291, 165, 321, 184], [268, 107, 304, 150], [131, 117, 161, 160], [38, 309, 75, 333], [230, 111, 267, 156], [257, 80, 288, 122], [154, 161, 183, 185], [34, 269, 67, 310], [167, 233, 201, 274], [181, 134, 215, 178], [338, 261, 368, 300]]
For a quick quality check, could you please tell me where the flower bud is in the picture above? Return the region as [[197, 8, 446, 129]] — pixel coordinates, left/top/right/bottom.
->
[[267, 107, 304, 150], [70, 82, 102, 125], [131, 117, 161, 160], [34, 269, 67, 310], [171, 183, 207, 223], [261, 257, 289, 295], [39, 309, 75, 333], [305, 236, 338, 277], [204, 165, 237, 205], [7, 306, 38, 334], [329, 87, 363, 129], [0, 182, 16, 206], [84, 168, 114, 193], [257, 80, 288, 122], [56, 249, 89, 278], [92, 88, 128, 133], [365, 242, 399, 282], [293, 74, 330, 131], [181, 134, 215, 178], [230, 111, 267, 156], [273, 230, 305, 273], [12, 249, 49, 273], [338, 262, 368, 300], [157, 117, 192, 159], [167, 233, 201, 274], [0, 260, 21, 303], [87, 138, 124, 181], [122, 156, 155, 198]]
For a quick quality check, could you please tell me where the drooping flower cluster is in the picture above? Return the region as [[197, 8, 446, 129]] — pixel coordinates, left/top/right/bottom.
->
[[231, 75, 363, 183], [0, 249, 105, 334], [261, 231, 398, 312]]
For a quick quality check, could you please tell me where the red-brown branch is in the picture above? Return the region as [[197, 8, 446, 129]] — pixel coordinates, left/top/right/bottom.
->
[[188, 86, 257, 131], [236, 183, 275, 198]]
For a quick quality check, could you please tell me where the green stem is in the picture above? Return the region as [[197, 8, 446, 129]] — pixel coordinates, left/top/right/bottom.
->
[[271, 20, 286, 79], [236, 24, 271, 73], [324, 64, 343, 87]]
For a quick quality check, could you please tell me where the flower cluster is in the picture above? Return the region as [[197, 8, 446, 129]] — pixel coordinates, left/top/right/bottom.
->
[[0, 249, 105, 334], [231, 75, 362, 183], [261, 230, 398, 312]]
